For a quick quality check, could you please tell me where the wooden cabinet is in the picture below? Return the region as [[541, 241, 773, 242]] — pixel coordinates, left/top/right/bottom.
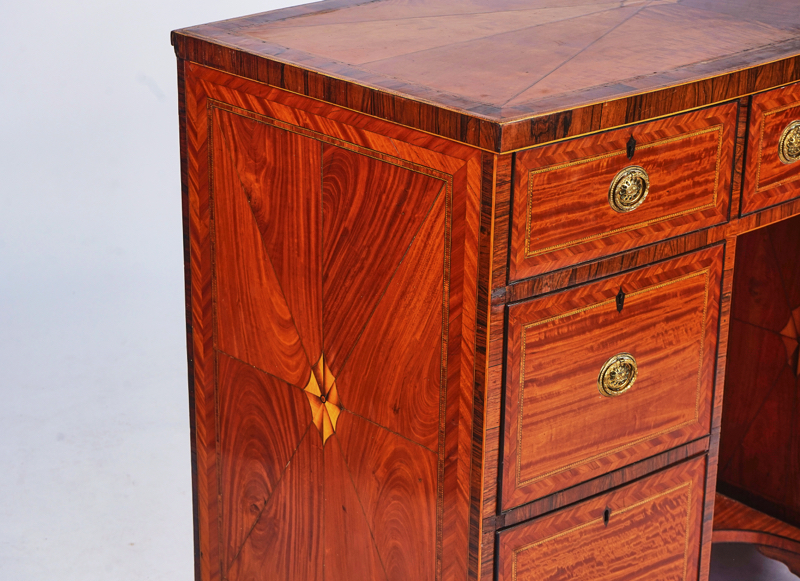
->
[[172, 2, 800, 580]]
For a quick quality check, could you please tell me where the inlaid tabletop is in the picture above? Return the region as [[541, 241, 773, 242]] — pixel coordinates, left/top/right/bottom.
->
[[177, 0, 800, 122]]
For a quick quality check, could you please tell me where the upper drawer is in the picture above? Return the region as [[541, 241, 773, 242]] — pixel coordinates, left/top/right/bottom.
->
[[501, 245, 721, 510], [742, 82, 800, 215], [497, 455, 706, 581], [510, 103, 736, 281]]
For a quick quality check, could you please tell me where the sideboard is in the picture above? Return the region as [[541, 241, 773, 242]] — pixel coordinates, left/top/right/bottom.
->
[[172, 1, 800, 579]]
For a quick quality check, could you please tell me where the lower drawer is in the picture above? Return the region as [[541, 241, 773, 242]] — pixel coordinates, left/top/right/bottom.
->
[[497, 455, 707, 581]]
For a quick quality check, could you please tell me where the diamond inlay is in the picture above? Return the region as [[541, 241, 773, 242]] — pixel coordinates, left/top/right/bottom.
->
[[303, 354, 341, 445]]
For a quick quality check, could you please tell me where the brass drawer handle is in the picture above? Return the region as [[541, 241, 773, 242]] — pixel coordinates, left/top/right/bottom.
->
[[778, 120, 800, 164], [608, 166, 649, 213], [598, 352, 638, 397]]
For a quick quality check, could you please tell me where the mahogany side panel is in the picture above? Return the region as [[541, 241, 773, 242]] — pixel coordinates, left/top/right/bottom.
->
[[742, 81, 800, 215], [502, 246, 722, 510], [497, 456, 707, 581], [183, 65, 483, 581], [511, 103, 735, 280]]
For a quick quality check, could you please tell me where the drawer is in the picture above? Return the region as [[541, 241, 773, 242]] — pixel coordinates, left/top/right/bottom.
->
[[497, 455, 706, 581], [501, 246, 721, 510], [742, 82, 800, 214], [510, 103, 736, 280]]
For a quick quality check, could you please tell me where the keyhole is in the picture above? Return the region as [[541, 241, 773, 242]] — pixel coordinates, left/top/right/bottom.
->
[[603, 507, 611, 526], [626, 136, 637, 160]]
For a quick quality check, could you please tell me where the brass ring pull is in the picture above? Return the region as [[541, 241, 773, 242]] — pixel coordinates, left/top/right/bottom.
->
[[598, 352, 638, 397], [778, 120, 800, 164], [608, 166, 650, 213]]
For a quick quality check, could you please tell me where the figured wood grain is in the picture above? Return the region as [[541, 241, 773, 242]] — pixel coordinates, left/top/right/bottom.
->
[[336, 412, 439, 581], [172, 0, 800, 151], [510, 103, 735, 280], [182, 65, 483, 581], [323, 429, 388, 581], [742, 82, 800, 214], [321, 143, 445, 374], [336, 187, 446, 451], [502, 246, 722, 509], [497, 456, 707, 581], [215, 109, 323, 364], [217, 353, 310, 571], [226, 428, 324, 581], [212, 107, 313, 387]]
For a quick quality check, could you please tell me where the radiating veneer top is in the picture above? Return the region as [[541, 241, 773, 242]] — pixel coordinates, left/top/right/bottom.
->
[[173, 0, 800, 150]]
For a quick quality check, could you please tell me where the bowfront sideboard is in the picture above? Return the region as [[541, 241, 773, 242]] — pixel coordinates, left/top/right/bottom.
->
[[172, 2, 800, 579]]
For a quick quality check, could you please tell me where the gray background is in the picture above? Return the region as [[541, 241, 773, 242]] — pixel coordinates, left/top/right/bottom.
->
[[0, 0, 795, 579]]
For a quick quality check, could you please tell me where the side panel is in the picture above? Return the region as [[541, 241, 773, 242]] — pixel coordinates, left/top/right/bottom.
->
[[182, 63, 483, 581]]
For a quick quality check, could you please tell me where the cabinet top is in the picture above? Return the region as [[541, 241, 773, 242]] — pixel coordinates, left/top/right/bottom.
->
[[173, 0, 800, 152]]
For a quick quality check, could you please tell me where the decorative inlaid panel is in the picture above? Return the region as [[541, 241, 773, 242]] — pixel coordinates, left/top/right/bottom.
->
[[510, 103, 735, 279], [502, 246, 721, 509], [184, 66, 481, 581], [497, 456, 706, 581]]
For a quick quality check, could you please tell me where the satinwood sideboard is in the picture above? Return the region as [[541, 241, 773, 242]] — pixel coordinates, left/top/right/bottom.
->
[[172, 1, 800, 579]]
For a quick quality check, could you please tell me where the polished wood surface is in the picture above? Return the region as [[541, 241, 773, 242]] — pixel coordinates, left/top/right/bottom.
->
[[497, 456, 706, 581], [511, 103, 735, 279], [173, 0, 800, 151], [174, 6, 800, 580], [719, 215, 800, 527], [182, 62, 483, 581], [502, 246, 721, 509]]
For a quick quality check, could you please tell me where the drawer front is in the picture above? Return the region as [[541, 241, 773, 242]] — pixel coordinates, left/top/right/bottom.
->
[[497, 456, 706, 581], [510, 103, 735, 280], [501, 246, 721, 510], [742, 82, 800, 214]]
